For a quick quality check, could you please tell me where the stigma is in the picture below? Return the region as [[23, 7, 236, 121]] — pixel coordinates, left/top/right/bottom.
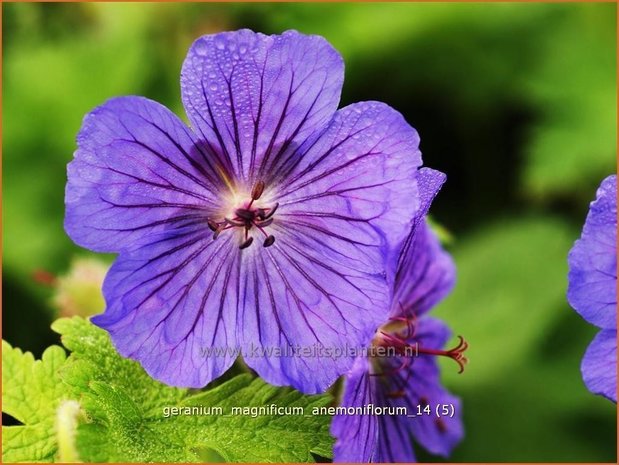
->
[[207, 180, 278, 250]]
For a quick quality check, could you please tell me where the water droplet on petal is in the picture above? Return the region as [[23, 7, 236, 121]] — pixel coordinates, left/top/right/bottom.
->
[[194, 40, 208, 56]]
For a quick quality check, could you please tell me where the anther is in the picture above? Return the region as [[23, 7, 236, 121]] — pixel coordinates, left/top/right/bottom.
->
[[262, 202, 279, 220], [263, 235, 276, 248], [239, 237, 254, 250], [207, 219, 219, 232], [251, 180, 265, 200], [209, 185, 278, 247]]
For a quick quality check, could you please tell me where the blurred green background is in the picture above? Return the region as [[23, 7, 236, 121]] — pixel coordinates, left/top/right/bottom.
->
[[2, 2, 616, 462]]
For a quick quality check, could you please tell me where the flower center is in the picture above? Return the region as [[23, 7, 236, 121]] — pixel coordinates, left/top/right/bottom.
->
[[207, 180, 278, 250]]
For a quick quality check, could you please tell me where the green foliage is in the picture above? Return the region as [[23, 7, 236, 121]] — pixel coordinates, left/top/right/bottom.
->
[[2, 342, 68, 462], [3, 5, 152, 278], [523, 4, 616, 197], [435, 217, 575, 384], [2, 318, 334, 463]]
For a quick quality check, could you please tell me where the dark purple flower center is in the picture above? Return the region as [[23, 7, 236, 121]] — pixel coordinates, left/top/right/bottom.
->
[[207, 180, 279, 250]]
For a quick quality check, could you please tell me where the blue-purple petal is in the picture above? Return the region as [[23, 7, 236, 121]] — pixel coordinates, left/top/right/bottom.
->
[[276, 101, 423, 292], [373, 406, 417, 463], [412, 168, 447, 227], [92, 226, 240, 388], [65, 96, 219, 253], [331, 357, 379, 462], [392, 221, 456, 318], [237, 227, 389, 393], [568, 175, 617, 330], [581, 329, 617, 402], [181, 29, 344, 185]]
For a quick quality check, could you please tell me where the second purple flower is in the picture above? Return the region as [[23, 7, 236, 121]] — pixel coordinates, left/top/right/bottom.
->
[[64, 29, 435, 393]]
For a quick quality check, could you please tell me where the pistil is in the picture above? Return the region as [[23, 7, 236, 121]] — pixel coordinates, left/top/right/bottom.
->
[[371, 315, 469, 374]]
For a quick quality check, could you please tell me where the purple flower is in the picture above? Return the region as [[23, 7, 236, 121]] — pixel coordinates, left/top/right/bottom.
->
[[331, 213, 465, 462], [64, 30, 431, 393], [568, 175, 617, 402]]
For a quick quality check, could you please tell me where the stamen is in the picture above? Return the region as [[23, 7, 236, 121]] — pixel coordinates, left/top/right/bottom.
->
[[263, 235, 275, 247], [416, 335, 469, 374], [209, 183, 278, 250], [225, 218, 245, 227], [207, 219, 219, 232], [372, 323, 469, 375], [389, 310, 418, 340], [253, 222, 270, 238], [251, 180, 265, 200], [213, 222, 235, 240], [261, 202, 279, 220], [239, 237, 254, 250]]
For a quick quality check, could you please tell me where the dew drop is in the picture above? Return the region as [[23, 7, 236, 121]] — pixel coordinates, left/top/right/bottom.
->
[[194, 40, 208, 56]]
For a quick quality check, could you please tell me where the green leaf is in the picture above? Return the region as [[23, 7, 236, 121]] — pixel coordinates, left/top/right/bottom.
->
[[523, 4, 616, 197], [1, 341, 70, 462], [51, 317, 334, 462]]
